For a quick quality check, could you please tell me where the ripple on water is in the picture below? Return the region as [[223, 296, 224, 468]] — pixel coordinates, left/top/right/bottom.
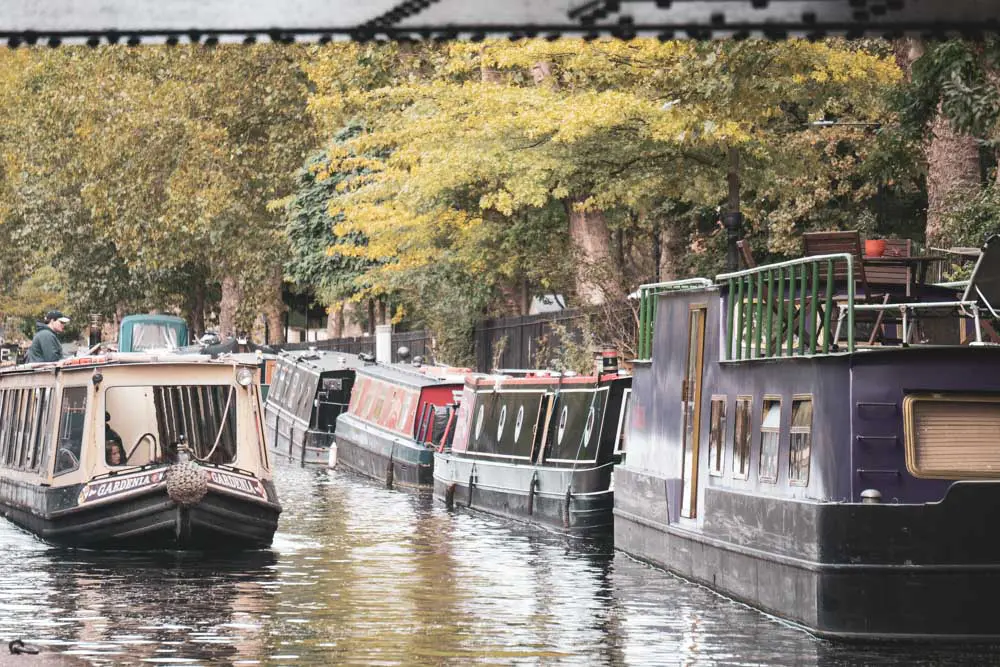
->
[[0, 460, 995, 665]]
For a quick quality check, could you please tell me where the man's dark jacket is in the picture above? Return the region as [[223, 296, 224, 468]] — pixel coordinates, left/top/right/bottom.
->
[[26, 323, 62, 363]]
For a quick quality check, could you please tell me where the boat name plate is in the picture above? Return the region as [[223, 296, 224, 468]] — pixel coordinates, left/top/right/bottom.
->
[[207, 470, 269, 501], [78, 470, 165, 505]]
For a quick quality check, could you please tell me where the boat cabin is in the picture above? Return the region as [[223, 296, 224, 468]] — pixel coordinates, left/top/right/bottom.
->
[[264, 349, 362, 465], [0, 352, 279, 549], [118, 314, 189, 353], [333, 361, 468, 487], [615, 233, 1000, 639]]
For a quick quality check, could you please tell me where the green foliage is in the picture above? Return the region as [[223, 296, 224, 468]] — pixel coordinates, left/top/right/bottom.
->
[[939, 184, 1000, 249], [282, 131, 379, 305], [306, 38, 911, 300], [899, 40, 1000, 141], [0, 45, 315, 331]]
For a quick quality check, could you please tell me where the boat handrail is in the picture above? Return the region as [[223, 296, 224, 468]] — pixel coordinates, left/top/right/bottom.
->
[[833, 299, 984, 347], [635, 278, 715, 360], [714, 253, 857, 360]]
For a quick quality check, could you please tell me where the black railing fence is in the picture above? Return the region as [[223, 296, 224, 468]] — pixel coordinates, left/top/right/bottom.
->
[[281, 307, 636, 373], [281, 329, 436, 365]]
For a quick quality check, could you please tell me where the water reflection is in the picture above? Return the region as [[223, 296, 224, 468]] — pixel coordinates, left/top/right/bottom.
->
[[0, 461, 996, 665]]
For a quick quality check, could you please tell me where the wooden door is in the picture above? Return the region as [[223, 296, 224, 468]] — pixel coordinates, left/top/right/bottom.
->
[[681, 306, 707, 519]]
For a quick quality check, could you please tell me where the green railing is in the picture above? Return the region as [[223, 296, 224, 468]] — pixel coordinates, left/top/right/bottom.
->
[[635, 278, 713, 360], [716, 253, 855, 360]]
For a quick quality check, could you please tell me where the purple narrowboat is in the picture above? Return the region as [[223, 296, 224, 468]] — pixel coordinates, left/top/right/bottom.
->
[[614, 235, 1000, 640]]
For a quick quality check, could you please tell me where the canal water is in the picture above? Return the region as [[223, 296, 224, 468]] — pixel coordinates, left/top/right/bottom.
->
[[0, 460, 995, 665]]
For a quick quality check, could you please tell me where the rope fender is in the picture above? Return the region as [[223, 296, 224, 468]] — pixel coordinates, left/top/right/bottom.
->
[[165, 460, 209, 506]]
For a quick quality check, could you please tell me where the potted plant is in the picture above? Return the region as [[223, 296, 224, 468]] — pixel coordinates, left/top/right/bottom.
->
[[857, 210, 885, 257]]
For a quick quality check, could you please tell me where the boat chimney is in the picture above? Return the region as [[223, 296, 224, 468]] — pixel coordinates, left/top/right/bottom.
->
[[860, 489, 882, 504], [375, 324, 392, 364], [594, 346, 619, 377]]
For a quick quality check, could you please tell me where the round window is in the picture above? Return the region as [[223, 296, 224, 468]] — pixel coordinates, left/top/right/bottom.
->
[[475, 404, 485, 441], [583, 406, 596, 448], [557, 405, 569, 445], [497, 405, 507, 441], [513, 405, 525, 442]]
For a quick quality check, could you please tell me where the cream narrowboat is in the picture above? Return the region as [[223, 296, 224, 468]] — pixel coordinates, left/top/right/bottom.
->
[[0, 352, 280, 549]]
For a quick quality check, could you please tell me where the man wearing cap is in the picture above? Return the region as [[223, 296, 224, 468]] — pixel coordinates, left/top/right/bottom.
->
[[26, 311, 70, 363]]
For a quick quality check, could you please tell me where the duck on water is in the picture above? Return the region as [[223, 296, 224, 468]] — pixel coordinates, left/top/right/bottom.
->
[[0, 351, 280, 549]]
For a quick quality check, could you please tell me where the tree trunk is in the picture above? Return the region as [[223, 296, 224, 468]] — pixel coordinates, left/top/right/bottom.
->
[[897, 39, 983, 248], [377, 298, 387, 326], [367, 298, 376, 336], [342, 301, 364, 337], [566, 199, 615, 306], [658, 220, 685, 282], [327, 302, 344, 339], [183, 280, 206, 338], [926, 111, 982, 248], [261, 267, 286, 345], [219, 275, 240, 339]]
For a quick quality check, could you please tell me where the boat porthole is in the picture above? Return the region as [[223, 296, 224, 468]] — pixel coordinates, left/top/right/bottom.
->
[[557, 405, 569, 445], [475, 404, 485, 441], [514, 405, 524, 442], [497, 405, 507, 441], [583, 406, 596, 448]]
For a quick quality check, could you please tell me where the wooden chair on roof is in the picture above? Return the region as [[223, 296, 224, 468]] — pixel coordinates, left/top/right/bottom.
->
[[737, 240, 757, 269], [803, 230, 888, 345], [802, 230, 877, 302]]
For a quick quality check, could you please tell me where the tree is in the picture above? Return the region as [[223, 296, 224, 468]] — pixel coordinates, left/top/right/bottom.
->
[[0, 45, 316, 343]]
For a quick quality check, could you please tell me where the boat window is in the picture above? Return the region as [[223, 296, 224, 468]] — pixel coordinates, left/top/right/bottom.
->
[[19, 389, 37, 469], [396, 391, 413, 432], [10, 389, 28, 469], [297, 373, 317, 420], [54, 387, 88, 476], [708, 397, 727, 477], [155, 385, 238, 465], [0, 389, 13, 467], [131, 323, 181, 351], [33, 388, 54, 472], [614, 389, 632, 456], [789, 397, 812, 486], [732, 396, 752, 479], [3, 389, 21, 468], [758, 398, 781, 484], [105, 384, 238, 466]]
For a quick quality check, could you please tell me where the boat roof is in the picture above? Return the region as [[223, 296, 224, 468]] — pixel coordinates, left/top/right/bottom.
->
[[357, 360, 469, 389], [275, 349, 367, 375], [468, 370, 629, 388], [119, 314, 187, 326], [0, 351, 259, 376]]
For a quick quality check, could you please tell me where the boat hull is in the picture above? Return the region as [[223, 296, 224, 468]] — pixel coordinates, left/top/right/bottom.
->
[[433, 452, 613, 535], [269, 429, 334, 466], [615, 466, 1000, 641], [1, 487, 280, 550], [332, 416, 434, 488]]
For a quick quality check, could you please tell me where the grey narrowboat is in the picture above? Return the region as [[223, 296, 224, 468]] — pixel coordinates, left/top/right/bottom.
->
[[264, 350, 360, 465], [332, 361, 467, 489], [615, 236, 1000, 640], [433, 359, 631, 535], [0, 352, 280, 549]]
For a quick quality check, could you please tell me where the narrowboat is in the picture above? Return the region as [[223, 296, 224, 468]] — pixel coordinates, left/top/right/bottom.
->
[[332, 361, 467, 488], [432, 356, 631, 535], [613, 237, 1000, 640], [0, 352, 280, 549], [264, 349, 360, 465]]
